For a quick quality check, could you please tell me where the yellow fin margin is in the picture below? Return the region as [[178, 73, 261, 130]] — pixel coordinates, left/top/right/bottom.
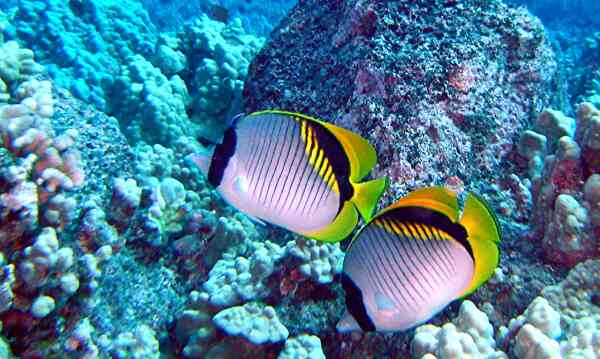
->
[[460, 192, 501, 296], [301, 202, 358, 243], [381, 186, 460, 221]]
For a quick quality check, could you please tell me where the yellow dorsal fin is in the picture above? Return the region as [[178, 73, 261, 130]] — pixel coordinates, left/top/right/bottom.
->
[[249, 110, 377, 182], [301, 201, 358, 243], [381, 186, 460, 222], [318, 122, 377, 182], [460, 192, 501, 296]]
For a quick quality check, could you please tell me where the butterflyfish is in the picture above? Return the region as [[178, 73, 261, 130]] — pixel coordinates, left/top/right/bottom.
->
[[337, 186, 501, 332], [189, 110, 388, 242]]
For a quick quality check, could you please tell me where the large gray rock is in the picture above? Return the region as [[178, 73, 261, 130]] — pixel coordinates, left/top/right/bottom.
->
[[244, 0, 556, 201]]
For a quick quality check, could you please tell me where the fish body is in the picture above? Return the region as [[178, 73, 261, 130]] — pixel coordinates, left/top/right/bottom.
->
[[191, 110, 387, 242], [337, 186, 501, 332]]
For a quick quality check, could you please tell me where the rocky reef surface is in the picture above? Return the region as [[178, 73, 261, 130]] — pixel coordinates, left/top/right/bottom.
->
[[0, 0, 599, 358]]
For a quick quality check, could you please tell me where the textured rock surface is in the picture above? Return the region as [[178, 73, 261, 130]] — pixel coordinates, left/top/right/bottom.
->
[[244, 0, 556, 201]]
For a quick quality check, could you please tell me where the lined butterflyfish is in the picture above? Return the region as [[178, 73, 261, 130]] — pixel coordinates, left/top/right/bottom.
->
[[189, 110, 388, 242], [337, 186, 501, 332]]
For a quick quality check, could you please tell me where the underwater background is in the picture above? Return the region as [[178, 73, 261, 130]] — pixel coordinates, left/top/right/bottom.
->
[[0, 0, 599, 357]]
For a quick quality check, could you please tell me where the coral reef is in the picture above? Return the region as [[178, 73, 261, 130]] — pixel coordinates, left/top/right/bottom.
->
[[1, 1, 263, 146], [1, 0, 600, 358], [518, 103, 600, 265], [178, 15, 264, 140]]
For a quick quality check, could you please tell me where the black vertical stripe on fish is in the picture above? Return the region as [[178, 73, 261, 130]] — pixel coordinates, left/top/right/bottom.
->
[[407, 222, 452, 282], [377, 226, 430, 304], [270, 117, 295, 209], [260, 117, 287, 206], [380, 220, 436, 294], [363, 228, 416, 309], [255, 117, 279, 204], [276, 120, 304, 212], [358, 235, 410, 306], [362, 229, 408, 307], [380, 207, 473, 260], [405, 223, 449, 286], [431, 227, 457, 274], [419, 223, 453, 273], [382, 221, 437, 298], [208, 126, 237, 187], [341, 273, 376, 332], [431, 234, 453, 277], [290, 124, 315, 212], [247, 117, 270, 189], [379, 220, 432, 296], [299, 129, 321, 215]]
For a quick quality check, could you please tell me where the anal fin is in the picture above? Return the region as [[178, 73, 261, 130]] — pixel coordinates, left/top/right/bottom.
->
[[301, 202, 358, 243]]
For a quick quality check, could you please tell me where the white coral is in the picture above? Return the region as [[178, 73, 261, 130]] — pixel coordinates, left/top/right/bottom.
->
[[285, 237, 344, 284], [213, 302, 289, 345]]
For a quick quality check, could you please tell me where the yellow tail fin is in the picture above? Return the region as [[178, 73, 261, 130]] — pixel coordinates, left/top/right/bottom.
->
[[460, 192, 501, 295], [352, 177, 389, 222], [302, 202, 359, 243]]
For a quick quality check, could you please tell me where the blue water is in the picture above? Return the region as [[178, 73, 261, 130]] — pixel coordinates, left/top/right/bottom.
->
[[0, 0, 598, 358]]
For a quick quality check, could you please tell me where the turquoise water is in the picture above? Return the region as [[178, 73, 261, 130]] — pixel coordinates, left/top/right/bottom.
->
[[0, 0, 599, 358]]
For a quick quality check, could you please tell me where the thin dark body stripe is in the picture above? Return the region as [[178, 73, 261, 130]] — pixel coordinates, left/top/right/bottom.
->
[[378, 226, 430, 302], [364, 229, 417, 309], [429, 233, 455, 277], [383, 223, 436, 297], [290, 126, 315, 212], [410, 223, 452, 282], [260, 117, 287, 207], [271, 118, 296, 210], [430, 227, 456, 275], [277, 121, 304, 212], [255, 119, 278, 204], [253, 116, 277, 202], [245, 116, 266, 186], [247, 118, 270, 191], [378, 224, 434, 298], [302, 145, 324, 215], [353, 238, 398, 307], [367, 229, 415, 307], [358, 237, 412, 310], [299, 131, 321, 215], [309, 164, 332, 215], [279, 125, 306, 212], [406, 224, 448, 286], [380, 221, 435, 295], [421, 225, 454, 273], [266, 118, 292, 208]]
